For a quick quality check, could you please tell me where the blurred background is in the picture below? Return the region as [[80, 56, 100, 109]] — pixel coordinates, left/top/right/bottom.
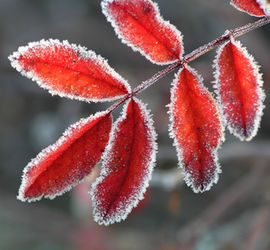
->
[[1, 0, 270, 249]]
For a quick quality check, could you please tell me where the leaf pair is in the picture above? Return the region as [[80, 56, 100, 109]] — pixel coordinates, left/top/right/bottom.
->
[[169, 37, 265, 192]]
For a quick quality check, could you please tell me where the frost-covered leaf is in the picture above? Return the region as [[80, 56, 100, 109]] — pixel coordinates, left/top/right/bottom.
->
[[102, 0, 183, 65], [92, 98, 157, 225], [257, 0, 270, 16], [169, 66, 224, 193], [214, 39, 265, 141], [18, 112, 112, 202], [9, 39, 131, 102], [230, 0, 265, 16]]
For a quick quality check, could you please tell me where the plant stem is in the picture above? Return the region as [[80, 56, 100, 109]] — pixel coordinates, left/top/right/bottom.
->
[[106, 93, 131, 113], [108, 16, 270, 114], [185, 16, 270, 63]]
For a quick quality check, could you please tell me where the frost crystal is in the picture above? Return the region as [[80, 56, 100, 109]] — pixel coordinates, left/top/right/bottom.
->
[[257, 0, 270, 16]]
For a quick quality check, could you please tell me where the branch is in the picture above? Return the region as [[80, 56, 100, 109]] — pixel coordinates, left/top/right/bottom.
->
[[108, 16, 270, 114], [184, 17, 270, 63]]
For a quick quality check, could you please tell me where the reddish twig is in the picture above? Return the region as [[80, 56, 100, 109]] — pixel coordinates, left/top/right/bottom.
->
[[106, 17, 270, 114]]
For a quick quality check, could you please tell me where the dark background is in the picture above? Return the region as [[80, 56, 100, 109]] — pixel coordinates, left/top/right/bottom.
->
[[1, 0, 270, 249]]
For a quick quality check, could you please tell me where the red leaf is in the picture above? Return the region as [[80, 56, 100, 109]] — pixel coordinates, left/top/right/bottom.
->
[[18, 112, 112, 202], [92, 98, 157, 225], [9, 39, 131, 102], [102, 0, 183, 65], [231, 0, 265, 16], [169, 66, 224, 193], [257, 0, 270, 16], [214, 39, 265, 141]]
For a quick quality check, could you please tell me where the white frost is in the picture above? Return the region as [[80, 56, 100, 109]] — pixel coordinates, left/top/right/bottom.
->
[[257, 0, 270, 16], [91, 97, 157, 225], [8, 39, 131, 103]]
